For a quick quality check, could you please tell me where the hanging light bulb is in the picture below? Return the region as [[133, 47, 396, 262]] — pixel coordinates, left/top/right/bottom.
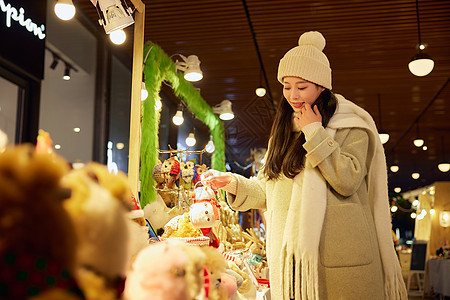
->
[[394, 187, 402, 193], [186, 131, 196, 147], [172, 104, 184, 125], [430, 208, 435, 215], [408, 0, 434, 77], [390, 165, 399, 173], [205, 135, 215, 153], [411, 212, 417, 219], [422, 145, 427, 151], [255, 87, 266, 97], [376, 94, 389, 144], [412, 172, 420, 179], [413, 138, 424, 147], [141, 82, 148, 101], [391, 206, 398, 213], [109, 29, 126, 45], [54, 0, 76, 21], [155, 99, 162, 110], [212, 100, 234, 120], [438, 136, 449, 172]]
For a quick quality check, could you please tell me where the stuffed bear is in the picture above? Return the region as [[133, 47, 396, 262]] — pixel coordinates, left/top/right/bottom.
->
[[61, 162, 132, 300], [0, 144, 84, 299], [201, 246, 229, 300]]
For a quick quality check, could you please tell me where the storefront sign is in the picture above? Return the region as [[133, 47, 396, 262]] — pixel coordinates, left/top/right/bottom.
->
[[0, 0, 46, 39], [0, 0, 46, 79]]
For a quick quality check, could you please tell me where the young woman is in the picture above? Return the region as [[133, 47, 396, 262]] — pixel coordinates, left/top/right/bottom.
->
[[202, 31, 406, 300]]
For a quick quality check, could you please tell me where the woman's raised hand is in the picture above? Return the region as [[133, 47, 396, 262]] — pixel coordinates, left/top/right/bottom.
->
[[201, 169, 232, 190]]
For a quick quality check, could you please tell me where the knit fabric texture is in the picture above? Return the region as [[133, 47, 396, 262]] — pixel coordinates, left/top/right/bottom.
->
[[277, 31, 332, 90]]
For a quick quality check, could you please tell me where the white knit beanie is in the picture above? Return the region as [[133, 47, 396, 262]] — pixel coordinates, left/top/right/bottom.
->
[[277, 31, 332, 90]]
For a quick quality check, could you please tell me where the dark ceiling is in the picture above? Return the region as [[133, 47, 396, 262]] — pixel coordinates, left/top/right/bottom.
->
[[74, 0, 450, 194]]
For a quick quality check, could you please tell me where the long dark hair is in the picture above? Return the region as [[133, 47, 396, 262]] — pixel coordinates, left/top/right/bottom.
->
[[263, 88, 337, 180]]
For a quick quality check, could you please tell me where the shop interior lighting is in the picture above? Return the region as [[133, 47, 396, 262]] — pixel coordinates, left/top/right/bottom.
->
[[391, 206, 398, 213], [376, 94, 389, 144], [438, 136, 450, 172], [110, 29, 127, 45], [185, 129, 196, 147], [54, 0, 76, 21], [205, 135, 215, 153], [172, 103, 184, 126], [255, 87, 266, 97], [46, 48, 78, 80], [212, 100, 234, 120], [408, 0, 434, 76], [410, 212, 417, 219], [390, 165, 399, 173], [440, 211, 450, 227], [174, 54, 203, 82], [50, 53, 60, 70], [141, 75, 148, 101], [429, 208, 435, 215], [411, 172, 420, 180], [413, 122, 424, 147], [394, 187, 402, 193], [96, 0, 135, 34], [63, 63, 72, 80]]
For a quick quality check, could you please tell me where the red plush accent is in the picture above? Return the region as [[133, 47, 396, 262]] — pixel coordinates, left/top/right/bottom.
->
[[203, 266, 210, 298]]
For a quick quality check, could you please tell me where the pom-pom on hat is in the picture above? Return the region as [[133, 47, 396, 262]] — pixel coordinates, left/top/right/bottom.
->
[[277, 31, 332, 90]]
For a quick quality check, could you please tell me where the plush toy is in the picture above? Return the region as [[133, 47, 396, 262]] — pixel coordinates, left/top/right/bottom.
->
[[201, 246, 228, 300], [152, 162, 165, 189], [35, 129, 54, 154], [0, 145, 84, 299], [180, 159, 197, 190], [161, 156, 181, 189], [194, 163, 209, 184], [192, 186, 221, 248], [124, 241, 207, 300], [61, 162, 132, 300]]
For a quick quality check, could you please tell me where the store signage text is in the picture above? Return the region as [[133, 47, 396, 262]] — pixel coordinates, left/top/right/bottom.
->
[[0, 0, 45, 40]]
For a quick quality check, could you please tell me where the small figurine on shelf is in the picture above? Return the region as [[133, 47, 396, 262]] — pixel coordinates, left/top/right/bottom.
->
[[36, 129, 54, 154], [161, 156, 181, 189]]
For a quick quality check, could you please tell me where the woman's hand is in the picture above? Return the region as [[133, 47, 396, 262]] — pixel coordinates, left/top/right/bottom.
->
[[294, 103, 322, 129], [201, 169, 232, 190]]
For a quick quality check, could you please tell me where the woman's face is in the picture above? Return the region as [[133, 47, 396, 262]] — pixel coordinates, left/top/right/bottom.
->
[[282, 76, 325, 113]]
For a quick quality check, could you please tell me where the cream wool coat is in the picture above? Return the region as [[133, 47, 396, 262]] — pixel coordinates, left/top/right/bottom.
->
[[227, 126, 385, 299]]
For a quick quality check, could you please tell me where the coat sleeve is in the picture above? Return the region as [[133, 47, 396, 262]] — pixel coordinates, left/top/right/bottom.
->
[[225, 172, 267, 211], [303, 127, 369, 197]]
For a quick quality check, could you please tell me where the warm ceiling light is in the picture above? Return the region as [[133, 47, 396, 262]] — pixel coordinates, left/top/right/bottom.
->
[[73, 127, 80, 133], [376, 94, 389, 144], [54, 144, 61, 150], [411, 212, 417, 219], [391, 206, 398, 213], [422, 145, 427, 151], [413, 138, 424, 147], [205, 135, 215, 153], [408, 0, 434, 77], [110, 29, 126, 45], [116, 142, 125, 150], [141, 82, 148, 101], [54, 0, 76, 21], [412, 172, 420, 179], [186, 131, 196, 147], [96, 0, 135, 34], [255, 87, 266, 97], [409, 52, 434, 77], [429, 208, 435, 215], [390, 165, 399, 173], [213, 100, 234, 120], [175, 54, 203, 82], [379, 132, 390, 144], [394, 187, 402, 193], [438, 163, 450, 173], [172, 104, 184, 125]]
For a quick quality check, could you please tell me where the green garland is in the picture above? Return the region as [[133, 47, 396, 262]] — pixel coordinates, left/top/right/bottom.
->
[[139, 41, 225, 207]]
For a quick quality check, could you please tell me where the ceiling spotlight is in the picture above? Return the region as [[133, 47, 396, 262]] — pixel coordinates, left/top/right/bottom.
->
[[73, 127, 80, 133], [109, 29, 126, 45], [186, 130, 196, 147], [174, 54, 203, 82], [390, 165, 399, 173], [411, 172, 420, 180], [63, 64, 71, 80], [394, 187, 402, 193], [205, 135, 215, 153], [172, 104, 184, 126], [50, 53, 59, 70], [96, 0, 135, 34], [212, 100, 234, 120], [54, 0, 76, 21], [422, 145, 427, 151], [255, 87, 266, 97], [408, 0, 434, 77]]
